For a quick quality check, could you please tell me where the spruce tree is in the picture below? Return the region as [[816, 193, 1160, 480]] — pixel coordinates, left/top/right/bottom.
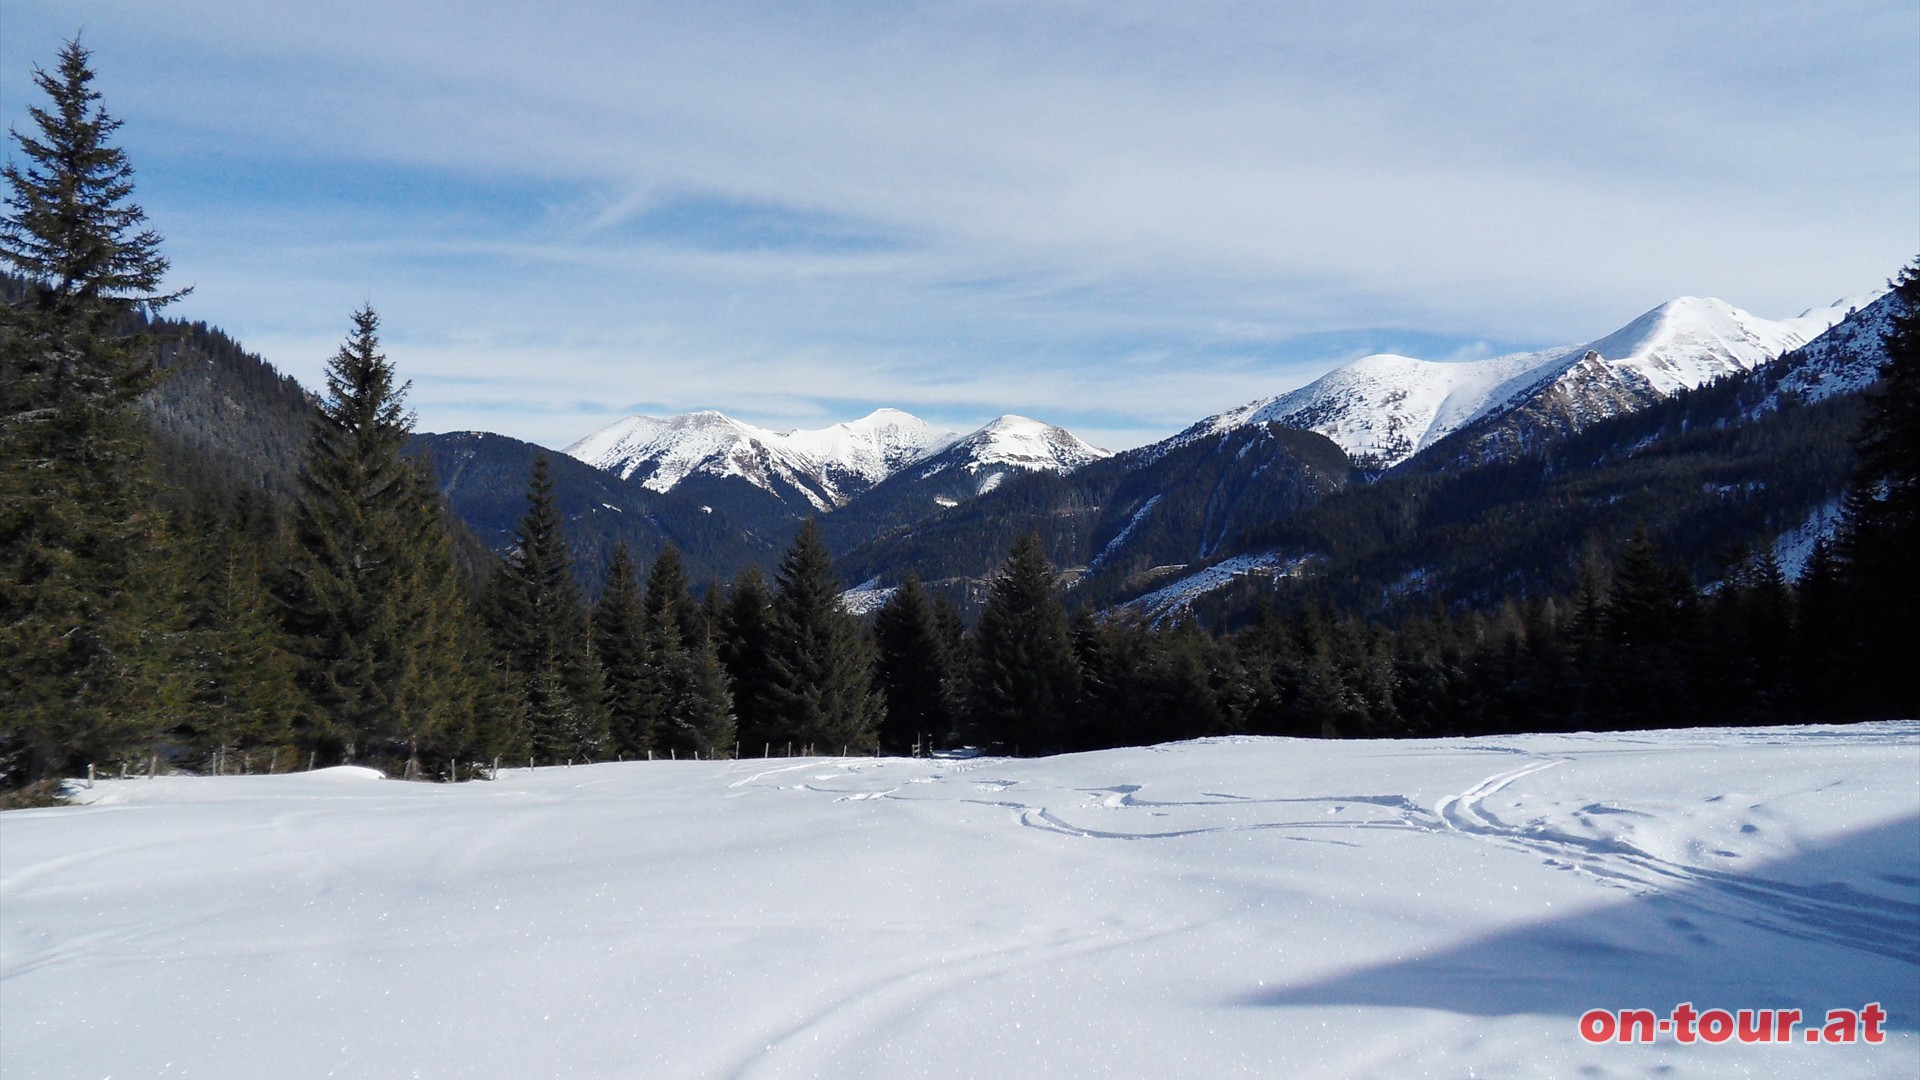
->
[[967, 533, 1080, 753], [1793, 538, 1850, 719], [176, 503, 302, 757], [1595, 528, 1698, 727], [1700, 548, 1793, 724], [639, 545, 733, 757], [662, 626, 737, 758], [872, 574, 957, 754], [720, 565, 781, 753], [644, 545, 704, 645], [0, 40, 186, 784], [280, 307, 489, 768], [1071, 610, 1129, 743], [765, 520, 881, 754], [1838, 260, 1920, 716], [594, 543, 653, 756], [484, 454, 607, 763]]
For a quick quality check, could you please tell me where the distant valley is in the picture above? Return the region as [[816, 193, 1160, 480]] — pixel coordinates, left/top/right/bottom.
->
[[139, 273, 1899, 622]]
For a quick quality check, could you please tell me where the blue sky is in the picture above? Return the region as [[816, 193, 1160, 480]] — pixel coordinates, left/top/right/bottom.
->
[[4, 1, 1915, 450]]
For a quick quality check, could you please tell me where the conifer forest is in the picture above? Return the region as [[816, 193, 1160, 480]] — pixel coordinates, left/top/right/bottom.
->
[[2, 39, 1916, 799]]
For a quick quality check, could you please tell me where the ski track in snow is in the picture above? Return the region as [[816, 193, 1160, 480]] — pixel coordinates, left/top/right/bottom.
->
[[744, 740, 1919, 969], [6, 728, 1916, 1080], [719, 914, 1208, 1080], [1429, 752, 1920, 966]]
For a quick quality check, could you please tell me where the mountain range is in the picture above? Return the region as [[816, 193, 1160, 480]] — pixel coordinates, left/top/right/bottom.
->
[[819, 286, 1896, 620], [1168, 293, 1875, 470], [130, 266, 1902, 621], [562, 407, 960, 513], [555, 288, 1876, 516], [563, 408, 1107, 512]]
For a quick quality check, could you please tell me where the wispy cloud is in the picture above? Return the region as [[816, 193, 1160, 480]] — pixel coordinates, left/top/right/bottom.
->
[[4, 0, 1914, 448]]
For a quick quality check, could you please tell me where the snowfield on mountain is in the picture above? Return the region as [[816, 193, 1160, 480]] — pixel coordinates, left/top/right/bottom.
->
[[4, 724, 1914, 1080], [562, 408, 963, 511], [1185, 291, 1884, 467], [910, 413, 1110, 495]]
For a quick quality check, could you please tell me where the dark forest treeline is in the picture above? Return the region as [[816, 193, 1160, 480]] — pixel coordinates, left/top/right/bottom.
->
[[3, 41, 1914, 794]]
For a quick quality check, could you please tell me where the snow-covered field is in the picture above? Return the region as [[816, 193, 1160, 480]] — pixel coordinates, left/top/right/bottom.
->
[[4, 725, 1916, 1079]]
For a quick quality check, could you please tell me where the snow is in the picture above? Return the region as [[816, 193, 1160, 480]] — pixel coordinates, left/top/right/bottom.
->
[[1119, 551, 1314, 623], [563, 410, 823, 501], [1088, 494, 1161, 570], [1580, 295, 1845, 399], [1195, 350, 1563, 466], [5, 727, 1914, 1079], [918, 414, 1111, 482], [1773, 497, 1846, 580], [839, 578, 898, 616], [561, 408, 1111, 510], [1181, 290, 1887, 469], [563, 409, 960, 509], [1773, 290, 1902, 406], [3, 727, 1915, 1079], [778, 408, 962, 487]]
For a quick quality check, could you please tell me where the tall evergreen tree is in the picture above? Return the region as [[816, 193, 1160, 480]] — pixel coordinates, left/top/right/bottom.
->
[[644, 545, 701, 644], [594, 543, 653, 756], [1793, 537, 1851, 719], [1837, 260, 1920, 716], [280, 307, 489, 768], [1699, 547, 1793, 724], [872, 574, 957, 754], [660, 624, 737, 759], [1071, 610, 1130, 743], [765, 520, 881, 754], [0, 40, 187, 784], [484, 454, 606, 763], [1594, 528, 1699, 727], [720, 565, 781, 754], [635, 545, 733, 756], [967, 533, 1080, 753], [176, 502, 302, 756], [1146, 624, 1234, 744]]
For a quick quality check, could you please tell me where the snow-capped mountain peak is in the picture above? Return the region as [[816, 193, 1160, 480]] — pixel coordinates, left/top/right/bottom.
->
[[1578, 295, 1826, 396], [563, 410, 816, 500], [565, 408, 1105, 510], [915, 414, 1112, 495], [778, 408, 961, 487], [1179, 289, 1882, 470], [967, 414, 1108, 469]]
